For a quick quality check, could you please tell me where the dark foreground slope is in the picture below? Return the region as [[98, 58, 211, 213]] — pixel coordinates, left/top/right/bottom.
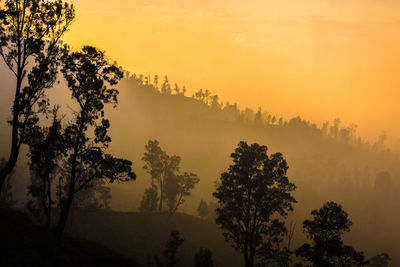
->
[[65, 209, 242, 267], [0, 207, 140, 267]]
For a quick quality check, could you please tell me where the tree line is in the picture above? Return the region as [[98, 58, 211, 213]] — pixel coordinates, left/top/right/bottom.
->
[[0, 1, 393, 266], [124, 72, 389, 152]]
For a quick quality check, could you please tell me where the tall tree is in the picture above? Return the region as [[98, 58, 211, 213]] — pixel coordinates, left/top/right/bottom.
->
[[165, 172, 199, 218], [26, 107, 63, 228], [139, 187, 158, 212], [54, 46, 135, 241], [296, 201, 367, 266], [142, 140, 182, 212], [142, 140, 198, 214], [142, 140, 166, 192], [213, 141, 296, 267], [0, 0, 75, 191]]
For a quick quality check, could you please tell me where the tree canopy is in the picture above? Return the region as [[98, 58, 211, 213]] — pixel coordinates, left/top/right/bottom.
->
[[213, 141, 296, 267], [296, 201, 367, 266], [0, 0, 75, 191]]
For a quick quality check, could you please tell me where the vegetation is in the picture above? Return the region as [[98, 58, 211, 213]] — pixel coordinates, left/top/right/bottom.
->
[[213, 141, 296, 267], [63, 209, 242, 267], [0, 0, 396, 266], [26, 108, 63, 228], [54, 45, 135, 241], [0, 0, 74, 191], [296, 202, 367, 266], [162, 231, 185, 267], [141, 140, 199, 217]]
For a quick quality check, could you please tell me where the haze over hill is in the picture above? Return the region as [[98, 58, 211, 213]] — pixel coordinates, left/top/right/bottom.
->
[[63, 0, 400, 146], [1, 59, 399, 264], [1, 1, 398, 266]]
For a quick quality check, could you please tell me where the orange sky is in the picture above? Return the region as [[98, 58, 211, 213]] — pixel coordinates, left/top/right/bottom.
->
[[63, 0, 400, 147]]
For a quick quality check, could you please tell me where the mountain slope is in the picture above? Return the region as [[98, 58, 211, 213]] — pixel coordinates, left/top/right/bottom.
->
[[66, 209, 242, 267], [0, 206, 140, 267]]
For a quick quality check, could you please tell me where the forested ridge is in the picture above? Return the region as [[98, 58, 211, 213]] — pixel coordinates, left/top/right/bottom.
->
[[0, 1, 397, 266]]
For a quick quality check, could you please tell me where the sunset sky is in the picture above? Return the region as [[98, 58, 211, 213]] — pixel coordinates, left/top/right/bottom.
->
[[63, 0, 400, 146]]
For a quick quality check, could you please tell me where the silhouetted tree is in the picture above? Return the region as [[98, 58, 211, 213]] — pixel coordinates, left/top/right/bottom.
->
[[165, 172, 199, 217], [254, 107, 263, 125], [197, 200, 209, 219], [164, 230, 184, 267], [143, 140, 165, 191], [26, 107, 63, 227], [173, 83, 180, 95], [213, 141, 296, 267], [153, 75, 159, 90], [161, 76, 171, 94], [204, 89, 210, 105], [194, 248, 214, 267], [142, 140, 197, 214], [296, 201, 367, 266], [140, 187, 159, 212], [54, 46, 135, 242], [210, 95, 222, 109], [369, 253, 391, 267], [271, 116, 277, 125], [142, 140, 180, 212], [330, 118, 341, 137], [0, 0, 75, 193], [266, 114, 272, 124]]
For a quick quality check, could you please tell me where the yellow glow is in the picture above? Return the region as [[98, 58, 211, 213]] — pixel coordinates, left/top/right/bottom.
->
[[64, 0, 400, 145]]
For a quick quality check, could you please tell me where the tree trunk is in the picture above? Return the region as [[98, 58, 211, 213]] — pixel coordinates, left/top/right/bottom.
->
[[244, 243, 250, 267], [0, 114, 20, 193], [159, 178, 163, 212], [55, 155, 77, 243], [54, 201, 71, 243], [0, 60, 23, 194], [45, 178, 52, 228], [248, 246, 255, 267]]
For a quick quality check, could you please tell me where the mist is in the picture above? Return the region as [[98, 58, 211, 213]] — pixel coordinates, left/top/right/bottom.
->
[[1, 1, 399, 266]]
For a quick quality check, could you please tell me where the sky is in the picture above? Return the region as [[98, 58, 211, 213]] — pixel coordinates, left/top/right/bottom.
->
[[63, 0, 400, 146]]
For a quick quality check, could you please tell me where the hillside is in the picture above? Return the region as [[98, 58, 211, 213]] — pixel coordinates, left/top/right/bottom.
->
[[65, 209, 242, 267], [1, 72, 399, 265], [104, 75, 400, 264], [0, 206, 140, 267]]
